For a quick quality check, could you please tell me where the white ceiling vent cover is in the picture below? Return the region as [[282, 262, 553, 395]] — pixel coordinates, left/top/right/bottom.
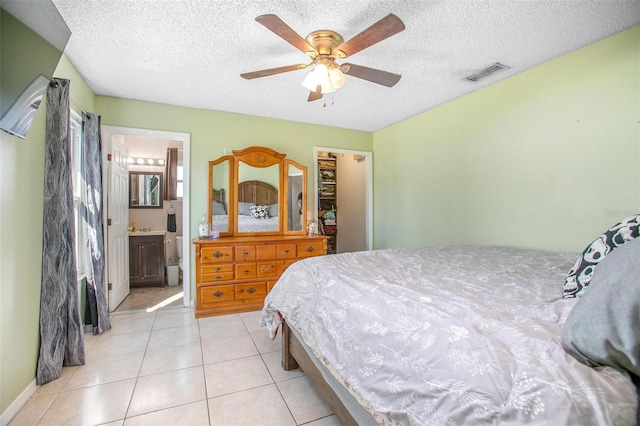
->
[[465, 63, 510, 82]]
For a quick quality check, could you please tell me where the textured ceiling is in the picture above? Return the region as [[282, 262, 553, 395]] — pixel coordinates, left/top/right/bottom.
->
[[51, 1, 640, 132]]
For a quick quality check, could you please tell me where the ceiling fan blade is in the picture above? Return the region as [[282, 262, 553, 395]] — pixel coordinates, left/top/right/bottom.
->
[[255, 14, 317, 55], [337, 14, 405, 57], [343, 63, 401, 87], [241, 64, 305, 80], [308, 85, 323, 102]]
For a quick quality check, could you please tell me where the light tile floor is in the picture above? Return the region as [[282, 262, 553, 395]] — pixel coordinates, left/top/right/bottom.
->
[[9, 308, 339, 426]]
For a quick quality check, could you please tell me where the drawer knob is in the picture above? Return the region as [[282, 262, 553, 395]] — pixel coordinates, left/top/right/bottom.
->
[[247, 287, 256, 294], [215, 267, 220, 272], [213, 290, 223, 297], [242, 250, 249, 257], [243, 269, 250, 274], [306, 246, 315, 253], [283, 249, 289, 254], [214, 276, 221, 281], [213, 251, 223, 258]]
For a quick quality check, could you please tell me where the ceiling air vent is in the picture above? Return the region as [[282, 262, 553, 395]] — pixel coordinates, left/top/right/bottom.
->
[[465, 62, 510, 82]]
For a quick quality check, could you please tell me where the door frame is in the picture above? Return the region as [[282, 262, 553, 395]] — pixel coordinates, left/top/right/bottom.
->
[[102, 125, 192, 308], [313, 147, 373, 251]]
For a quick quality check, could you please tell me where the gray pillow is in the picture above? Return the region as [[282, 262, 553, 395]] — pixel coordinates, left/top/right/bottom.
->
[[268, 203, 278, 217], [562, 237, 640, 376], [238, 202, 255, 216], [212, 201, 226, 215]]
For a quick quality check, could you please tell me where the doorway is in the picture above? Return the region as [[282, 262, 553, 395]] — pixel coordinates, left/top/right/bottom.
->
[[313, 147, 372, 253], [102, 126, 191, 312]]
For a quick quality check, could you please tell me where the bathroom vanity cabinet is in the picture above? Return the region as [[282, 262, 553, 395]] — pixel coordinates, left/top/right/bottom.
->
[[129, 234, 165, 287]]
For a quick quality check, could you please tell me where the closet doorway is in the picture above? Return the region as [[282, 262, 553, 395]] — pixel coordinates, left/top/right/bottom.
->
[[313, 147, 372, 253], [102, 126, 191, 312]]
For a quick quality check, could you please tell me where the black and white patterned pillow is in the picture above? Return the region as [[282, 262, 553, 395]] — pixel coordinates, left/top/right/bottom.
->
[[563, 214, 640, 298], [250, 205, 270, 219]]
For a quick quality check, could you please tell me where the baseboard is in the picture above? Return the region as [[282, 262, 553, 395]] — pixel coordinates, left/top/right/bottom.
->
[[0, 379, 37, 426]]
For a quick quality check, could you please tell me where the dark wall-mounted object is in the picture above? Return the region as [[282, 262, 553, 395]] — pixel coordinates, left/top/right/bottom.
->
[[0, 0, 71, 139]]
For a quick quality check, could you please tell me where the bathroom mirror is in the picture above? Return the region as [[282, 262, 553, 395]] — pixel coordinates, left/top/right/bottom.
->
[[129, 171, 163, 208], [208, 156, 232, 235], [207, 146, 307, 237]]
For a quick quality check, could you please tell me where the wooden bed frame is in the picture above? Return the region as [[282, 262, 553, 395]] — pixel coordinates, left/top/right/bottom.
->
[[238, 180, 278, 205], [281, 321, 359, 425]]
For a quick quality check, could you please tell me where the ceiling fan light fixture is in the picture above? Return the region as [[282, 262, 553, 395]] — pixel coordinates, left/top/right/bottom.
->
[[329, 67, 346, 90], [302, 62, 347, 94], [302, 63, 335, 94]]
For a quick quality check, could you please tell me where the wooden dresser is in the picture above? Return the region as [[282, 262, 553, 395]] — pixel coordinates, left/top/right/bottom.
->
[[194, 235, 328, 318]]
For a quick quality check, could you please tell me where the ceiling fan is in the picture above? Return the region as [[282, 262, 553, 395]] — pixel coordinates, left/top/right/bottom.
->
[[240, 13, 405, 102]]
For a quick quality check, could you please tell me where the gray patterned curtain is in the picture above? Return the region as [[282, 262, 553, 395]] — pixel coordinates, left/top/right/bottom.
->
[[82, 112, 111, 335], [164, 147, 178, 200], [36, 78, 85, 385]]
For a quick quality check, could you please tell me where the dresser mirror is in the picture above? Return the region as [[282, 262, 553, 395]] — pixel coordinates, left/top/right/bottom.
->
[[208, 156, 232, 235], [207, 146, 307, 236], [129, 171, 163, 208], [285, 161, 305, 232]]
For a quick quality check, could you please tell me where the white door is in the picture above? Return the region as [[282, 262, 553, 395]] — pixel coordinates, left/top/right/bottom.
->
[[108, 136, 130, 311]]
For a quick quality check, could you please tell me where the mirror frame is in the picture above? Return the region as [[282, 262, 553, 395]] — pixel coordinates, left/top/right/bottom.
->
[[129, 171, 163, 209], [207, 146, 308, 237]]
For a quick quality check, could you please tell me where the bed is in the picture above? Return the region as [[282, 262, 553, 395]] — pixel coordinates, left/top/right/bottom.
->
[[211, 180, 280, 232], [260, 245, 638, 425]]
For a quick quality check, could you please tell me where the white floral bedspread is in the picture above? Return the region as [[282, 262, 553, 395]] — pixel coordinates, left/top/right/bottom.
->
[[261, 246, 637, 425]]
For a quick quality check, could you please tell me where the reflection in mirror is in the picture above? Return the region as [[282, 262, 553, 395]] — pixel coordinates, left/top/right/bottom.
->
[[287, 163, 304, 232], [210, 158, 230, 234], [130, 172, 163, 208], [237, 162, 279, 233]]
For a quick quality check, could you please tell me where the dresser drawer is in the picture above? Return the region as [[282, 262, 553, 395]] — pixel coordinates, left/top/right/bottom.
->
[[276, 243, 296, 259], [200, 264, 234, 282], [201, 247, 233, 264], [235, 282, 267, 299], [236, 263, 257, 279], [200, 285, 235, 305], [256, 244, 276, 260], [257, 261, 277, 278], [277, 259, 296, 275], [297, 241, 325, 258], [235, 245, 256, 261]]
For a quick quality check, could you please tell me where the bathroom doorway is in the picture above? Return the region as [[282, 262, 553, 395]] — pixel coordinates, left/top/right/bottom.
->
[[102, 126, 191, 312]]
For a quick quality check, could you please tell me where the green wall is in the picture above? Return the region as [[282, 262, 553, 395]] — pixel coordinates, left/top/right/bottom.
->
[[373, 25, 640, 252]]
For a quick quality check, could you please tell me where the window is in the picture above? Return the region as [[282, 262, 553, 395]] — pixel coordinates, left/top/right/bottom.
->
[[70, 111, 89, 278], [177, 161, 184, 199]]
